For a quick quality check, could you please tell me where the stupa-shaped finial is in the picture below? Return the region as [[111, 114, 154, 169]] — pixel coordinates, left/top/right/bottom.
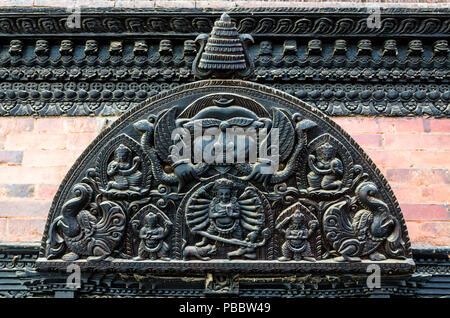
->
[[192, 13, 254, 79]]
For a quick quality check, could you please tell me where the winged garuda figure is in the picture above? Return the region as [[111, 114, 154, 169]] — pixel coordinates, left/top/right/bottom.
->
[[133, 94, 317, 192]]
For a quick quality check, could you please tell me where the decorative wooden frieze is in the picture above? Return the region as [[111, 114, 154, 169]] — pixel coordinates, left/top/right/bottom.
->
[[0, 8, 449, 117], [37, 14, 414, 275]]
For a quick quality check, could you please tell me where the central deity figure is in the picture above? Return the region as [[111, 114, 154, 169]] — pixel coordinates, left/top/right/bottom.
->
[[197, 179, 242, 247], [184, 178, 270, 260]]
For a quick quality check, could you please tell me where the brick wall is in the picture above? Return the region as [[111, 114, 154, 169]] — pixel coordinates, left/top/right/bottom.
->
[[0, 116, 448, 245]]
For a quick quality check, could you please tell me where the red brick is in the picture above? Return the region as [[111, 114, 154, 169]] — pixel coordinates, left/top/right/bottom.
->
[[394, 118, 429, 133], [63, 118, 97, 133], [0, 184, 34, 199], [5, 133, 67, 150], [66, 133, 97, 150], [332, 117, 387, 134], [401, 204, 449, 221], [406, 221, 450, 246], [22, 149, 82, 167], [421, 186, 450, 203], [418, 222, 450, 239], [384, 134, 450, 150], [0, 200, 52, 217], [386, 168, 449, 186], [33, 118, 65, 134], [352, 134, 383, 149], [429, 119, 450, 133], [0, 166, 69, 184], [36, 184, 59, 200], [393, 185, 450, 204], [6, 218, 46, 242], [0, 150, 23, 164], [366, 150, 450, 170], [0, 218, 6, 241], [0, 118, 34, 134]]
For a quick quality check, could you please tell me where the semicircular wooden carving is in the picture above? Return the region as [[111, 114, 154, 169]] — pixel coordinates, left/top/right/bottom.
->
[[37, 80, 414, 274]]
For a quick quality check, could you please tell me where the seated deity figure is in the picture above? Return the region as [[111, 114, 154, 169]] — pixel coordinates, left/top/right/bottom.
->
[[106, 144, 142, 192], [307, 142, 343, 191], [277, 209, 318, 261], [135, 212, 171, 260], [196, 179, 242, 247]]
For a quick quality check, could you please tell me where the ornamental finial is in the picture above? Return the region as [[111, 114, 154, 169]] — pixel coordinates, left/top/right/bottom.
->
[[192, 13, 254, 79]]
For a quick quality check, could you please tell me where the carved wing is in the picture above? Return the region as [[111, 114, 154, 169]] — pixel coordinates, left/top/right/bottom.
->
[[352, 210, 373, 239], [185, 191, 212, 232], [238, 188, 264, 232], [260, 108, 294, 163], [89, 201, 127, 255], [154, 107, 178, 163], [323, 200, 362, 257]]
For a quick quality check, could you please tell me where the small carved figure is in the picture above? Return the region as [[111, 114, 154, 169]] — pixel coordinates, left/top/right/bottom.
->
[[433, 40, 448, 55], [277, 208, 318, 261], [333, 39, 347, 55], [35, 40, 49, 56], [183, 40, 196, 56], [133, 40, 148, 56], [226, 231, 259, 260], [106, 144, 142, 192], [408, 40, 423, 56], [308, 39, 322, 55], [357, 39, 372, 55], [283, 39, 297, 56], [9, 40, 23, 56], [109, 41, 123, 56], [382, 39, 398, 56], [307, 142, 343, 191], [135, 211, 172, 260], [259, 41, 273, 56], [84, 40, 99, 56], [159, 39, 173, 55], [59, 40, 74, 56], [183, 244, 217, 261]]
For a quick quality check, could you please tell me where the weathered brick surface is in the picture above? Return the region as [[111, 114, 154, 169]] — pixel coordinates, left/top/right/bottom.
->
[[0, 151, 23, 164], [0, 116, 448, 247], [4, 218, 47, 242], [0, 184, 34, 198]]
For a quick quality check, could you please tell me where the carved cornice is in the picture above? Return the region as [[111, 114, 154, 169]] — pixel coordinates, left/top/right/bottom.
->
[[0, 7, 449, 38], [0, 8, 448, 117]]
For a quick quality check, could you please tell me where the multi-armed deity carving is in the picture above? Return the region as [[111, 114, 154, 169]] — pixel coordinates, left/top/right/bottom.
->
[[39, 13, 413, 273]]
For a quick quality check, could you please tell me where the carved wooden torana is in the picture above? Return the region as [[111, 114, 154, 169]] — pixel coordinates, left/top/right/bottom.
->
[[37, 14, 414, 275]]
